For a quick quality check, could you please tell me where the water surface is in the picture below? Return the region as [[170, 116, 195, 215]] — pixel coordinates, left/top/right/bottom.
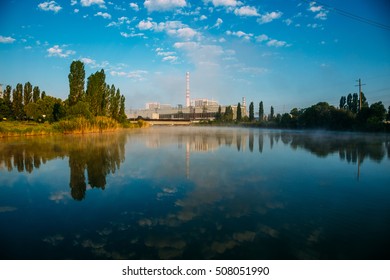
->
[[1, 127, 389, 259]]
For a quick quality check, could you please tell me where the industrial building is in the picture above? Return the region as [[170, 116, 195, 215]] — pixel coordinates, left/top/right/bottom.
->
[[128, 72, 246, 120]]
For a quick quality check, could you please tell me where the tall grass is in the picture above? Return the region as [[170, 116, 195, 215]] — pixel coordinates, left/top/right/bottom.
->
[[0, 121, 54, 137], [54, 116, 120, 134], [0, 117, 149, 138]]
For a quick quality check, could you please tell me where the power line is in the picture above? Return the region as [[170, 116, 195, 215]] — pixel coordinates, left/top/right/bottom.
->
[[302, 0, 390, 31]]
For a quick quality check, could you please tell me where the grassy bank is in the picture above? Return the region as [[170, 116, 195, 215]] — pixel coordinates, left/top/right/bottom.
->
[[0, 117, 149, 138]]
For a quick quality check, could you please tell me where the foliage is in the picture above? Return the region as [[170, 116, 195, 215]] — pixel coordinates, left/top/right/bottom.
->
[[68, 60, 85, 106], [249, 102, 254, 121], [54, 116, 119, 134], [236, 102, 242, 121], [259, 101, 264, 121], [223, 105, 233, 122]]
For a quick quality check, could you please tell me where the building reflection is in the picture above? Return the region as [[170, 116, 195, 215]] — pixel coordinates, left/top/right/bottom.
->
[[1, 129, 389, 201], [141, 128, 389, 181]]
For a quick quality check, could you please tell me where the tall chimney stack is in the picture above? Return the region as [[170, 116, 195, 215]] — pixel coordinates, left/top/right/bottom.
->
[[186, 72, 190, 107]]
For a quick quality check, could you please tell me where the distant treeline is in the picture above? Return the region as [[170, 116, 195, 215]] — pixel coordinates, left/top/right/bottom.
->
[[0, 60, 127, 124], [213, 94, 390, 132]]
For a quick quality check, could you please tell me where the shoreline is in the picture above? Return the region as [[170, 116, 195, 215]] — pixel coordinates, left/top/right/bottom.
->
[[0, 118, 149, 138]]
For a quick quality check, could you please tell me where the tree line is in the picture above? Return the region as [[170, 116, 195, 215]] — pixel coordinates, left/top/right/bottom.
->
[[0, 60, 127, 123], [212, 94, 390, 132]]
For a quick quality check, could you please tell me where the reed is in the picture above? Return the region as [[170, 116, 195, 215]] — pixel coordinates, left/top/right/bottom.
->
[[54, 116, 120, 134]]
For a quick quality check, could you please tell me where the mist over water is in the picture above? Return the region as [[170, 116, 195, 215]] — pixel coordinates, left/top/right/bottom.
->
[[1, 127, 389, 259]]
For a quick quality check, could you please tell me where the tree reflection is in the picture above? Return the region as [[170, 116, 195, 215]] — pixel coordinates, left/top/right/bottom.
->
[[0, 133, 126, 201], [68, 133, 126, 200]]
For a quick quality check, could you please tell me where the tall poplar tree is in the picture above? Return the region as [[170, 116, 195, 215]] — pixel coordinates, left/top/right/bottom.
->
[[33, 86, 40, 103], [249, 102, 254, 121], [236, 102, 242, 121], [12, 83, 24, 119], [119, 94, 126, 122], [259, 101, 264, 121], [24, 82, 32, 106], [68, 60, 85, 106], [86, 69, 106, 116]]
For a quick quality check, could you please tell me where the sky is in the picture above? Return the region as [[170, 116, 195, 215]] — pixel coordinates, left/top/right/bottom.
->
[[1, 0, 390, 113]]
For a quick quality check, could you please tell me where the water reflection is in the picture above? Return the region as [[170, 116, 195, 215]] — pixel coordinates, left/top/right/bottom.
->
[[0, 133, 126, 200], [1, 129, 389, 199], [1, 128, 389, 260]]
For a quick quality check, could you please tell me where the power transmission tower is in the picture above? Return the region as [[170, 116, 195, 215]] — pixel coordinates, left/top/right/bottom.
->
[[355, 78, 366, 111]]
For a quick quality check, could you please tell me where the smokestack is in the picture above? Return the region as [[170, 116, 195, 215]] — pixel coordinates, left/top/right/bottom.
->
[[186, 72, 190, 107]]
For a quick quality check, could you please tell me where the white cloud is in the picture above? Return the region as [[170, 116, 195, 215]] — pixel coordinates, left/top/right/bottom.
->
[[138, 19, 154, 30], [226, 30, 253, 40], [315, 11, 328, 20], [120, 32, 144, 38], [94, 12, 111, 19], [257, 11, 282, 24], [266, 39, 288, 48], [284, 18, 292, 26], [173, 41, 199, 50], [137, 19, 199, 40], [256, 34, 268, 42], [199, 15, 207, 21], [144, 0, 187, 12], [309, 2, 328, 20], [162, 55, 178, 62], [108, 16, 131, 27], [38, 1, 62, 13], [80, 57, 96, 65], [255, 34, 290, 48], [71, 0, 77, 6], [47, 45, 75, 58], [208, 0, 242, 7], [0, 35, 16, 43], [74, 8, 80, 13], [213, 18, 223, 28], [234, 6, 259, 17], [80, 0, 106, 8], [309, 2, 323, 12], [110, 70, 148, 80], [130, 3, 140, 11], [176, 27, 198, 40]]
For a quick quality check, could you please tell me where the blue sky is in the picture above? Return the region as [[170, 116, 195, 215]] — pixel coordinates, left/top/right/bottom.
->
[[1, 0, 389, 113]]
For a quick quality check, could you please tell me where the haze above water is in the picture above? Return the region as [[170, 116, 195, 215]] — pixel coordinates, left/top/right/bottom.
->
[[1, 127, 389, 259]]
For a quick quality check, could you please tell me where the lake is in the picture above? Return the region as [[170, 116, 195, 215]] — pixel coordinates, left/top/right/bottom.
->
[[1, 127, 389, 260]]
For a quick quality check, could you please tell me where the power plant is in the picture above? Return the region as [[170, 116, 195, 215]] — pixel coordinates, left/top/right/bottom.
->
[[128, 72, 246, 121]]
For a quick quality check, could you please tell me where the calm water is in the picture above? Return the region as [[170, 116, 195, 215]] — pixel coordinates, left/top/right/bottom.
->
[[1, 127, 389, 260]]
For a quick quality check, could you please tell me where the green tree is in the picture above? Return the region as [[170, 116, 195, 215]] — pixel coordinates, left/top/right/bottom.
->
[[108, 85, 118, 120], [269, 106, 274, 120], [249, 102, 254, 121], [86, 69, 106, 116], [12, 83, 24, 120], [41, 91, 46, 99], [215, 105, 222, 121], [346, 93, 353, 111], [352, 93, 359, 114], [23, 82, 32, 106], [387, 106, 390, 121], [68, 60, 85, 106], [223, 105, 233, 122], [259, 101, 264, 121], [339, 96, 346, 109], [119, 94, 126, 122], [33, 86, 40, 103], [1, 85, 12, 118], [236, 102, 242, 121]]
